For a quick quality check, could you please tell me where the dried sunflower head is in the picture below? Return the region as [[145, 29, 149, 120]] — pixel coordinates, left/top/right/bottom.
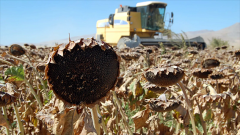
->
[[143, 82, 167, 94], [120, 52, 141, 61], [201, 58, 220, 69], [145, 98, 181, 112], [221, 46, 228, 49], [135, 49, 144, 54], [143, 66, 185, 87], [36, 63, 46, 72], [182, 59, 191, 63], [144, 48, 153, 54], [189, 50, 198, 55], [171, 46, 180, 51], [45, 38, 119, 105], [235, 50, 240, 58], [24, 43, 29, 47], [192, 68, 213, 78], [197, 93, 231, 105], [209, 71, 225, 80], [208, 78, 230, 85], [226, 50, 233, 55], [30, 44, 37, 49], [9, 44, 26, 56]]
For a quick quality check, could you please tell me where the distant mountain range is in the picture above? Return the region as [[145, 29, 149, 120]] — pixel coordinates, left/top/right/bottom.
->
[[1, 23, 239, 48], [185, 23, 240, 48]]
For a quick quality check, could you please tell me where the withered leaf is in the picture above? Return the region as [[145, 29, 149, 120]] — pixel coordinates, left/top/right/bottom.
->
[[131, 106, 150, 131], [0, 91, 16, 107], [0, 112, 9, 129], [80, 109, 97, 135], [107, 116, 116, 133], [74, 112, 85, 135], [132, 79, 144, 98], [53, 107, 81, 135]]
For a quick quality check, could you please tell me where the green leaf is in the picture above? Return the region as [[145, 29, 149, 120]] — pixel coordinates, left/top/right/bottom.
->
[[0, 75, 5, 84], [44, 90, 54, 104], [39, 80, 48, 90], [48, 90, 53, 100], [5, 65, 24, 81], [11, 121, 17, 128]]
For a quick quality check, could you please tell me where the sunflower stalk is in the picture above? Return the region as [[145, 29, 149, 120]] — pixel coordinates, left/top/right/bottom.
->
[[24, 53, 49, 102], [216, 80, 219, 93], [24, 78, 43, 109], [159, 42, 166, 55], [0, 58, 15, 66], [90, 105, 101, 135], [194, 99, 207, 135], [177, 81, 197, 135], [115, 105, 120, 131], [112, 90, 133, 135], [13, 104, 24, 135], [6, 54, 49, 102], [96, 105, 108, 134], [175, 122, 181, 134], [2, 107, 10, 135], [2, 55, 43, 108]]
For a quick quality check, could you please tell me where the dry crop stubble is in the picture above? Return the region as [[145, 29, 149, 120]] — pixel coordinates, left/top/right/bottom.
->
[[1, 38, 240, 135]]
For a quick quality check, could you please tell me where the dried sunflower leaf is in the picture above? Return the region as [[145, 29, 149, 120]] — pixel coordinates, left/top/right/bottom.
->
[[132, 79, 144, 98], [0, 91, 16, 107], [131, 107, 150, 131], [80, 110, 97, 135], [0, 113, 9, 129]]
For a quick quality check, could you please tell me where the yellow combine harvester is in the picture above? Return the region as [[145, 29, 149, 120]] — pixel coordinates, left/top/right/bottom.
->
[[96, 1, 206, 49]]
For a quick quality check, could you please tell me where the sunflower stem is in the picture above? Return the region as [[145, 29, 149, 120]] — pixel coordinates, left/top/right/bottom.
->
[[25, 53, 49, 102], [24, 78, 43, 109], [178, 81, 197, 135], [0, 58, 15, 66], [175, 122, 181, 134], [90, 105, 100, 135], [6, 54, 44, 107], [112, 90, 133, 135], [7, 54, 49, 102], [2, 107, 10, 135], [114, 104, 119, 131], [194, 99, 207, 135], [13, 104, 24, 135], [96, 104, 108, 135]]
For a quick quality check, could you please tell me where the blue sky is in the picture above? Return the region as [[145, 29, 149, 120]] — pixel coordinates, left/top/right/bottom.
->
[[0, 0, 239, 45]]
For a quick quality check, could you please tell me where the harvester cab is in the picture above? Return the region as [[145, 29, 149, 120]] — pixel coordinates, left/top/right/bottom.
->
[[96, 1, 206, 49], [136, 2, 169, 31]]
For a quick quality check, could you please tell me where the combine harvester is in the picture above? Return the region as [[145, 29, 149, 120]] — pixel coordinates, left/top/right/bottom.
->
[[96, 1, 206, 49]]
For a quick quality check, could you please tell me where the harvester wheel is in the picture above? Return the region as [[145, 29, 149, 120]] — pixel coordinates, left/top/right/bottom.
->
[[117, 35, 140, 49], [117, 37, 131, 49]]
